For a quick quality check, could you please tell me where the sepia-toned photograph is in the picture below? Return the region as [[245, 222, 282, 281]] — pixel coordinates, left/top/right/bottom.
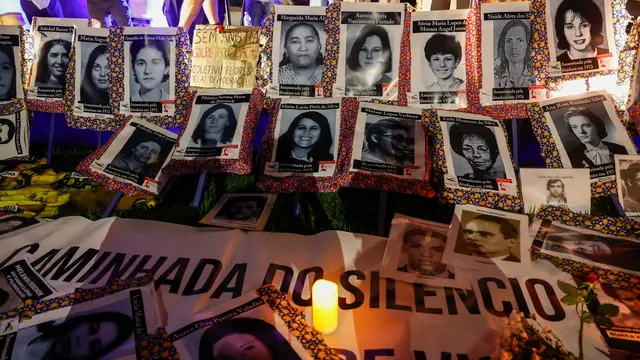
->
[[443, 205, 530, 269], [200, 193, 276, 231], [380, 214, 470, 288], [519, 168, 591, 214], [615, 155, 640, 216]]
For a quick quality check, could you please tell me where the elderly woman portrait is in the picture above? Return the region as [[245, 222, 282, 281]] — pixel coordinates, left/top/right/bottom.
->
[[80, 45, 109, 105], [494, 19, 535, 88], [190, 103, 238, 148], [423, 33, 464, 91], [554, 0, 608, 62], [361, 118, 414, 166], [16, 311, 133, 360], [275, 111, 334, 165], [278, 22, 324, 86], [561, 107, 627, 168], [345, 25, 393, 88], [129, 39, 170, 102], [110, 134, 172, 180], [0, 45, 17, 100], [449, 122, 506, 180], [34, 39, 71, 89], [0, 118, 15, 145], [199, 317, 302, 360]]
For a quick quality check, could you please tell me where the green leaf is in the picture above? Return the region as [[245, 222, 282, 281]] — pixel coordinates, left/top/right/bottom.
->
[[594, 315, 614, 328], [584, 317, 595, 324], [558, 280, 578, 296], [597, 303, 620, 317], [581, 312, 593, 321], [562, 294, 579, 305], [579, 290, 589, 300]]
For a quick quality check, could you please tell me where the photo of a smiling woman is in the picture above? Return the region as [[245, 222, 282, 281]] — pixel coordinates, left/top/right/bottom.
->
[[109, 130, 173, 181], [278, 22, 324, 86], [0, 45, 17, 100], [189, 103, 238, 148], [423, 34, 463, 91], [14, 311, 133, 360], [129, 39, 171, 102], [80, 44, 109, 105], [0, 118, 15, 145], [345, 25, 393, 88], [553, 0, 609, 62], [34, 39, 71, 89], [198, 317, 302, 360], [275, 111, 334, 165]]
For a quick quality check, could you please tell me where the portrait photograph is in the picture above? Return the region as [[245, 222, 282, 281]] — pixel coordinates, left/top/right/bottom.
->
[[73, 28, 111, 117], [169, 290, 309, 360], [531, 219, 640, 276], [187, 103, 241, 149], [540, 91, 636, 181], [594, 281, 640, 330], [546, 0, 617, 75], [0, 215, 41, 236], [336, 2, 404, 98], [28, 27, 74, 99], [0, 26, 23, 102], [360, 114, 416, 167], [615, 155, 640, 216], [380, 213, 471, 289], [200, 193, 276, 230], [443, 204, 530, 270], [273, 8, 326, 89], [0, 110, 28, 161], [519, 168, 591, 214]]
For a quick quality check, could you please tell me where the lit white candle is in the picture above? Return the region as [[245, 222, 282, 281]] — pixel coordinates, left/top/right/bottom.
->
[[312, 279, 338, 334]]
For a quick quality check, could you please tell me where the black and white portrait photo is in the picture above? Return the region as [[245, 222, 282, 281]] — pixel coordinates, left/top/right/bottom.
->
[[361, 115, 415, 167], [546, 178, 568, 204], [0, 110, 28, 160], [443, 205, 529, 269], [547, 0, 616, 74], [615, 155, 640, 215], [129, 39, 171, 103], [492, 18, 535, 89], [0, 39, 20, 101], [448, 122, 506, 180], [277, 20, 325, 87], [29, 24, 75, 99], [73, 28, 112, 117], [200, 193, 276, 230], [541, 92, 635, 181], [520, 168, 591, 214], [188, 103, 240, 149], [423, 34, 464, 92]]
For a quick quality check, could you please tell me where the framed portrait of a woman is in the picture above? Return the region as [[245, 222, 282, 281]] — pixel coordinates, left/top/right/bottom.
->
[[546, 0, 617, 76], [0, 108, 28, 160], [265, 97, 341, 178], [480, 2, 544, 105], [349, 102, 426, 180], [72, 27, 113, 119], [88, 118, 177, 194], [121, 27, 177, 117], [539, 90, 636, 184], [438, 110, 519, 196], [0, 26, 24, 103], [173, 89, 251, 160], [268, 5, 326, 98], [408, 9, 468, 109], [333, 2, 404, 99]]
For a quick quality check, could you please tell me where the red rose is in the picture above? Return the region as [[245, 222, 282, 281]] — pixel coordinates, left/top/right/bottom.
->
[[586, 273, 598, 283]]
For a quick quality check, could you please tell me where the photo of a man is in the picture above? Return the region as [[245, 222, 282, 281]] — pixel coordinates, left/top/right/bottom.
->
[[201, 194, 276, 231], [397, 227, 453, 278], [458, 212, 520, 262], [546, 179, 567, 204], [619, 160, 640, 213], [214, 196, 267, 222], [361, 117, 415, 167], [600, 283, 640, 328]]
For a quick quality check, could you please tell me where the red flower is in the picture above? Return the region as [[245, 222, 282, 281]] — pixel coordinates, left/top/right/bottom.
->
[[586, 273, 599, 283]]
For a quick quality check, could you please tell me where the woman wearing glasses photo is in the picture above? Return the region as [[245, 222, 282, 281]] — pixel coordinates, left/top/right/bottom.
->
[[361, 118, 415, 166]]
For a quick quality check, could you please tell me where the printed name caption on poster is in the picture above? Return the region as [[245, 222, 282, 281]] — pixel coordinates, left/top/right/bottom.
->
[[540, 95, 607, 112], [129, 101, 166, 114], [37, 25, 74, 33], [77, 35, 107, 43], [439, 116, 498, 127], [482, 12, 531, 21], [104, 164, 145, 185], [353, 160, 406, 176], [412, 20, 465, 33], [557, 54, 613, 74], [80, 103, 112, 115], [591, 163, 615, 180], [183, 145, 237, 157], [278, 84, 317, 97], [417, 91, 460, 105], [346, 84, 385, 97], [456, 176, 500, 191], [492, 87, 529, 101], [276, 14, 325, 22], [0, 35, 19, 46], [35, 87, 64, 99], [280, 103, 340, 111], [362, 106, 422, 120], [606, 328, 640, 342], [1, 259, 55, 301], [195, 94, 252, 104], [340, 12, 402, 25]]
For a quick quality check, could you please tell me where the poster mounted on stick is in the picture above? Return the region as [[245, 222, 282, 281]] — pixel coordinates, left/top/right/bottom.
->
[[190, 26, 260, 90], [72, 27, 113, 119], [408, 9, 468, 109], [519, 168, 591, 214], [0, 107, 29, 160], [0, 26, 24, 103]]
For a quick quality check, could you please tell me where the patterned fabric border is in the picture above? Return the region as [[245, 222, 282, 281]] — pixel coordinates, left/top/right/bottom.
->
[[322, 2, 341, 98], [256, 98, 355, 192], [63, 29, 122, 130], [621, 19, 640, 113], [255, 8, 276, 91], [424, 108, 523, 211], [528, 101, 636, 197], [75, 117, 168, 196], [530, 0, 629, 92], [162, 88, 264, 175], [532, 206, 640, 290], [107, 27, 190, 128]]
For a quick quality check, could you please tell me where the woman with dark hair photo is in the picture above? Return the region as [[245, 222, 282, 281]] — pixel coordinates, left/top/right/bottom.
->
[[275, 111, 334, 165], [494, 19, 535, 88], [449, 122, 506, 180], [562, 107, 627, 168], [190, 103, 238, 148], [0, 45, 17, 100], [554, 0, 608, 61], [129, 39, 170, 102], [18, 311, 133, 360], [198, 317, 302, 360], [278, 22, 324, 86], [34, 39, 71, 89], [80, 45, 109, 105], [0, 118, 15, 145], [345, 25, 393, 88], [110, 139, 163, 179], [423, 33, 463, 91]]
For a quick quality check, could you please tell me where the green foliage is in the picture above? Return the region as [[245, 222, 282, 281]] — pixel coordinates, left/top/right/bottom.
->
[[558, 280, 578, 296], [597, 303, 620, 317]]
